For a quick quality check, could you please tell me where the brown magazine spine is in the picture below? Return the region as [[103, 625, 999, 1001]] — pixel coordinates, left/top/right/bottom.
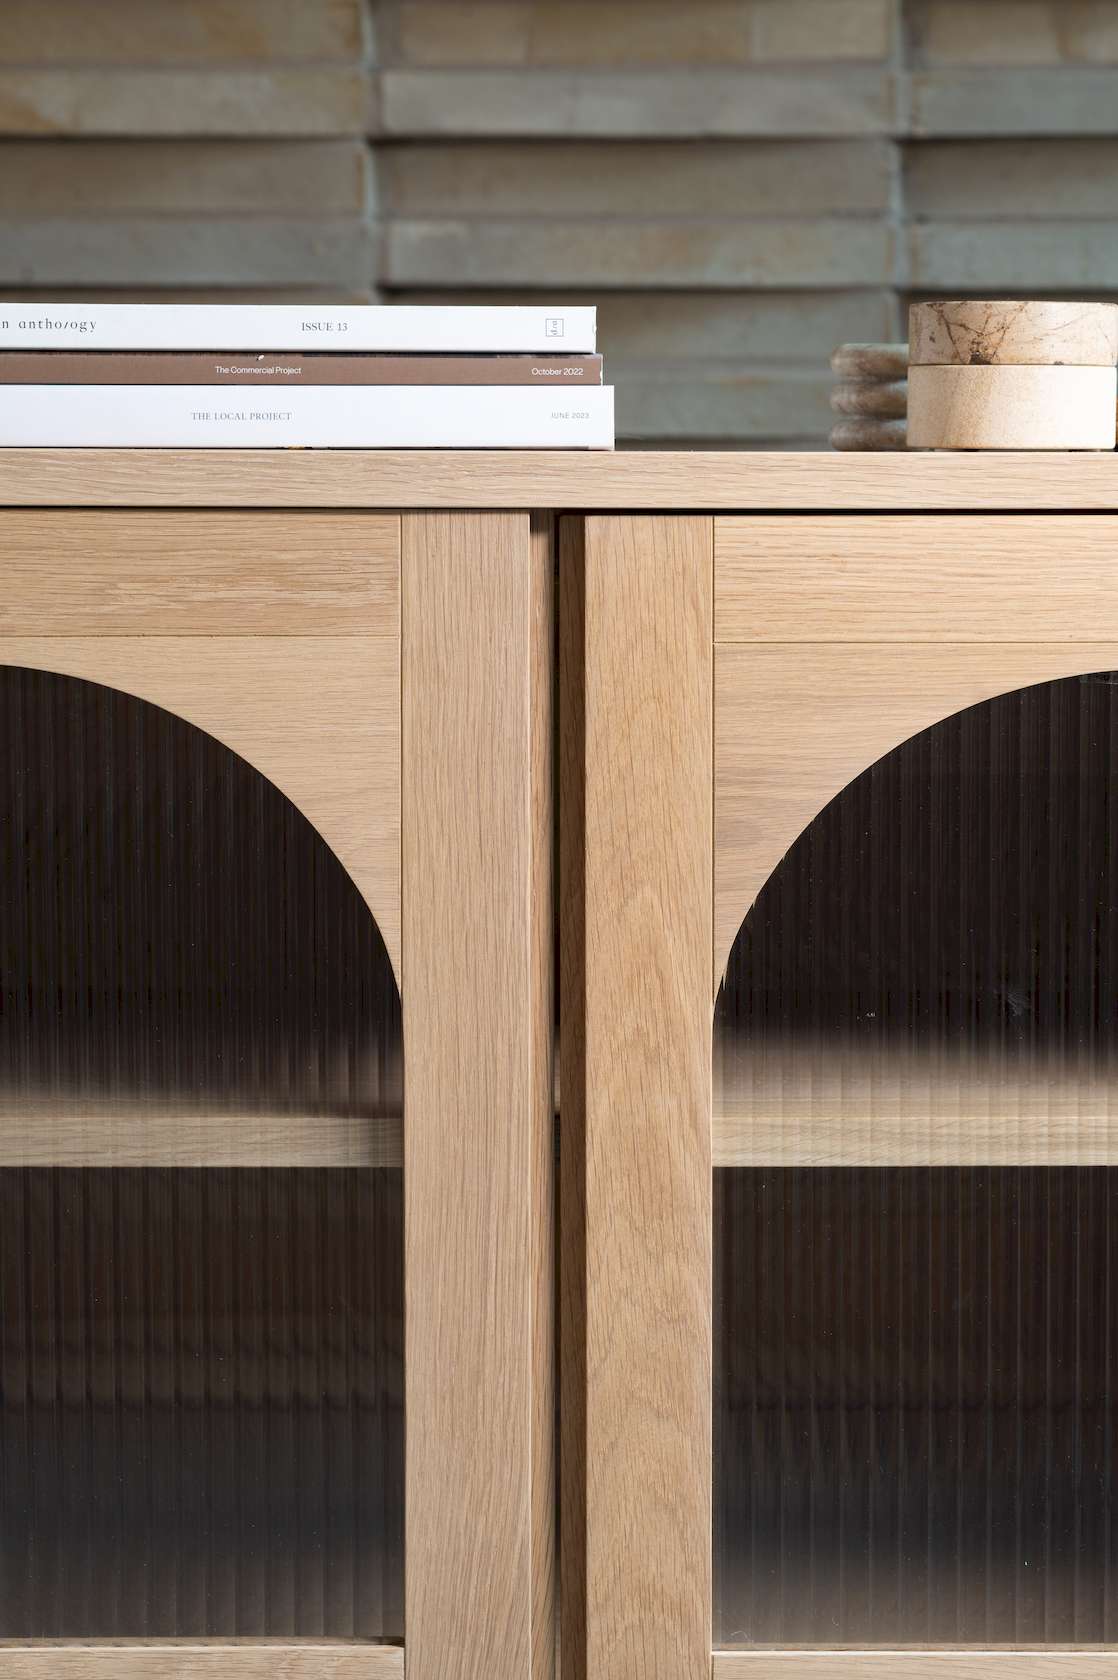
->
[[0, 352, 603, 386]]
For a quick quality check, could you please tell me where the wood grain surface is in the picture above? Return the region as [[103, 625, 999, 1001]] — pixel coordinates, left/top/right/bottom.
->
[[0, 511, 398, 635], [0, 1107, 401, 1168], [560, 515, 712, 1680], [716, 515, 1118, 643], [714, 1053, 1118, 1166], [715, 1658, 1118, 1679], [0, 1646, 402, 1678], [8, 450, 1118, 509], [401, 511, 538, 1680]]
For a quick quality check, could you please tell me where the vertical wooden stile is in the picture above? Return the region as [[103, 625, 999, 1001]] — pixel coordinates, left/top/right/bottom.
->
[[560, 514, 714, 1680], [402, 510, 550, 1680]]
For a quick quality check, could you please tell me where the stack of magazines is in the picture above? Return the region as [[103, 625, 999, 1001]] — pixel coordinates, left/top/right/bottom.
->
[[0, 302, 613, 449]]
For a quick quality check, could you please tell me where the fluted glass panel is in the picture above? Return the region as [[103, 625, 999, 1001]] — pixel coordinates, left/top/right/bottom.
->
[[716, 672, 1118, 1160], [715, 674, 1118, 1643], [715, 1167, 1118, 1646], [0, 1167, 403, 1639], [0, 666, 401, 1129], [0, 668, 403, 1637]]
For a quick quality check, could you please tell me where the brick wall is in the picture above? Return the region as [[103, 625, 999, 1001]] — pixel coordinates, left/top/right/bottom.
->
[[3, 0, 1118, 446]]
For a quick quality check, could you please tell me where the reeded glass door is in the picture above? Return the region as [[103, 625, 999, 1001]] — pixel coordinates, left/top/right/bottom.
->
[[713, 1165, 1115, 1645], [710, 519, 1118, 1665], [0, 506, 555, 1680], [0, 665, 404, 1640], [715, 669, 1118, 1644], [562, 511, 1118, 1680]]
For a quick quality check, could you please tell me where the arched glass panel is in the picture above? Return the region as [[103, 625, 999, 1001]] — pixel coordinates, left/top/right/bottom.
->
[[0, 668, 402, 1639], [715, 672, 1118, 1646]]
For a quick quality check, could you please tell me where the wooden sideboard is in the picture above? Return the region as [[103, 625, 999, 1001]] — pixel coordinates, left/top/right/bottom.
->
[[2, 451, 1118, 1680]]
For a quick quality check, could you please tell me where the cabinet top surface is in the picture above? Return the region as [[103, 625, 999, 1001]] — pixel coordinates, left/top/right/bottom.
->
[[2, 448, 1118, 510]]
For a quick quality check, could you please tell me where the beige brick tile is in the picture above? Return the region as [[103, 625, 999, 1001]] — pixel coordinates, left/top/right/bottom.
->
[[0, 219, 375, 288], [0, 68, 372, 137], [0, 0, 368, 67], [751, 0, 894, 62], [1, 286, 382, 302], [0, 140, 371, 215], [909, 218, 1118, 289], [381, 139, 894, 216], [613, 363, 833, 439], [386, 217, 895, 287], [909, 0, 1118, 67], [911, 68, 1118, 135], [600, 290, 901, 358], [381, 67, 895, 136], [384, 0, 892, 67], [906, 138, 1118, 217]]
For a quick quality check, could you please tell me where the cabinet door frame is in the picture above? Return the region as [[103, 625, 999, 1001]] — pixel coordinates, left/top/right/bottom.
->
[[560, 514, 713, 1680], [560, 510, 1118, 1680], [402, 510, 556, 1680], [0, 507, 555, 1680]]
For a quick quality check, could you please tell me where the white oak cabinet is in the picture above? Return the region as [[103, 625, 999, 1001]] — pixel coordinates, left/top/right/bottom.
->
[[0, 482, 554, 1680], [4, 449, 1118, 1680], [559, 488, 1118, 1680]]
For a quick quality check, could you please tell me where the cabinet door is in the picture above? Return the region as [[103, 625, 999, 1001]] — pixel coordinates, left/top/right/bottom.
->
[[561, 513, 1118, 1680], [0, 510, 555, 1680]]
